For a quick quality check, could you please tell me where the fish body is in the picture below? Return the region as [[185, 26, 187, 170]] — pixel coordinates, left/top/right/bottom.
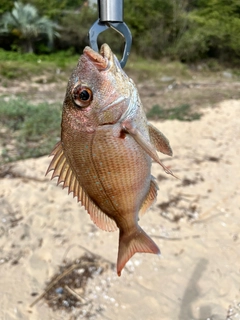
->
[[47, 44, 173, 276]]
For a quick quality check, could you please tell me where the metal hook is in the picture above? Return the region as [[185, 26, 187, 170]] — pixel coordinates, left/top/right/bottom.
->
[[88, 0, 132, 68], [88, 20, 132, 68]]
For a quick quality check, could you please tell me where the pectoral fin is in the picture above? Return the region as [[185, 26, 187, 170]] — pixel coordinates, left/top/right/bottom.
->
[[148, 123, 172, 156], [122, 122, 175, 177]]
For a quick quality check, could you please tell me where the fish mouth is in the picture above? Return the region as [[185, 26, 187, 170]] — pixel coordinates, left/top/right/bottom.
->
[[83, 44, 111, 70]]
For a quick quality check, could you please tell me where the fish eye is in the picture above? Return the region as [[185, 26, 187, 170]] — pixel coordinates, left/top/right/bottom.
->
[[72, 84, 93, 108], [80, 90, 90, 101]]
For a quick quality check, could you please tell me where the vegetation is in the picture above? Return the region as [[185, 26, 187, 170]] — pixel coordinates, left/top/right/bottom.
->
[[0, 0, 239, 62], [0, 98, 61, 163], [146, 104, 202, 121], [0, 0, 239, 164], [0, 47, 79, 80], [173, 0, 240, 62], [0, 1, 59, 53]]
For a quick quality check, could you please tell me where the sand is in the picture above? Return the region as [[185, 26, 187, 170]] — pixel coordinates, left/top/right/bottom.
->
[[0, 99, 240, 320]]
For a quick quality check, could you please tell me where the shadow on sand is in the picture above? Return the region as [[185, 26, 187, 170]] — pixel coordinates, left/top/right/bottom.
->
[[178, 258, 218, 320]]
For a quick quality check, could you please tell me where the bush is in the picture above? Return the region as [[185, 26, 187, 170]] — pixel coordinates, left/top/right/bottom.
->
[[57, 6, 97, 52], [125, 0, 187, 58], [0, 98, 61, 162], [174, 0, 240, 62], [1, 0, 240, 63]]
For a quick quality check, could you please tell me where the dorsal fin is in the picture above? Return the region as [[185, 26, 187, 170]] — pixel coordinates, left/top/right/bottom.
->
[[148, 123, 172, 156], [46, 142, 118, 232], [139, 177, 159, 218]]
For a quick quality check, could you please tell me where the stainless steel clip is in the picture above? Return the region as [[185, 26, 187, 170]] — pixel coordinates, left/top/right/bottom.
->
[[88, 0, 132, 68]]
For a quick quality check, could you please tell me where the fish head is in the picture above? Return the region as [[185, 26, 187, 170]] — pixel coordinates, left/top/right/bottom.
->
[[63, 44, 134, 133]]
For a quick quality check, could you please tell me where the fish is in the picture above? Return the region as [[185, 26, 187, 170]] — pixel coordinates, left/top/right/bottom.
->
[[46, 43, 174, 276]]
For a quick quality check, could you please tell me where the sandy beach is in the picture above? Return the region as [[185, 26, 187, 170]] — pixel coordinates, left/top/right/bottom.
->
[[0, 98, 240, 320]]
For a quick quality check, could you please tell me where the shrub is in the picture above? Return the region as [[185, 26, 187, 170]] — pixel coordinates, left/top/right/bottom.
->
[[0, 98, 61, 162]]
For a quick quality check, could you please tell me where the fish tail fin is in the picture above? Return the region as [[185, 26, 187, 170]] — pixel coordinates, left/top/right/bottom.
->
[[117, 226, 160, 276]]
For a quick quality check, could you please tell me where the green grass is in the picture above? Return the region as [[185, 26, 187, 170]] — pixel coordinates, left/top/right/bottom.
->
[[125, 54, 191, 80], [0, 48, 79, 65], [0, 48, 190, 81], [0, 48, 79, 79], [146, 104, 202, 121], [1, 48, 238, 83], [0, 98, 61, 163]]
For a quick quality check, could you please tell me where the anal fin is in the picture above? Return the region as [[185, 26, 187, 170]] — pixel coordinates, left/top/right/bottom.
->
[[139, 177, 158, 218]]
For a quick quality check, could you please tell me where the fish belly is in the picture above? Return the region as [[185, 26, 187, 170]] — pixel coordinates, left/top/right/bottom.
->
[[63, 124, 152, 225]]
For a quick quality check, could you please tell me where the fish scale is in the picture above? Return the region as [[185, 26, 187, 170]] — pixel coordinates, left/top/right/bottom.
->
[[47, 43, 174, 276], [91, 125, 151, 220]]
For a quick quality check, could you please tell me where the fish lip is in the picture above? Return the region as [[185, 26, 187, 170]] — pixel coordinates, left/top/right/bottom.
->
[[83, 45, 110, 71]]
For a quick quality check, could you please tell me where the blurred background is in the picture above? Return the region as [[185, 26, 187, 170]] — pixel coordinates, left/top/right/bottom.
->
[[1, 0, 240, 61], [1, 0, 240, 60]]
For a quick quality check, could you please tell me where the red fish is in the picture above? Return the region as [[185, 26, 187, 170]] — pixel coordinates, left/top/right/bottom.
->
[[47, 44, 173, 276]]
